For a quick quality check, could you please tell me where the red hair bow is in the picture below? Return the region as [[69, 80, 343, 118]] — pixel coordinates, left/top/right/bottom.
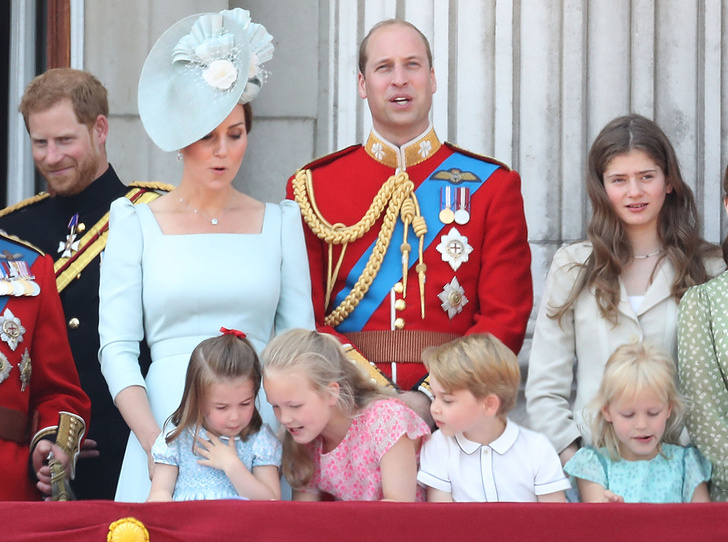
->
[[220, 327, 247, 339]]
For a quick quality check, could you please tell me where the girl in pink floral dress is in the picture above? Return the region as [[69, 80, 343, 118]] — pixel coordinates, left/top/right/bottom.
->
[[262, 329, 430, 501]]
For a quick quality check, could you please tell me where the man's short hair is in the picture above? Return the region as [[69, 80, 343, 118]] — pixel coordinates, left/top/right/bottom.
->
[[358, 19, 433, 75], [19, 68, 109, 130]]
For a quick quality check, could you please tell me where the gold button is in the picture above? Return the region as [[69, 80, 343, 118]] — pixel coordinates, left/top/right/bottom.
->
[[394, 318, 405, 329], [393, 282, 404, 294], [77, 223, 86, 233], [394, 299, 406, 311], [68, 317, 80, 329]]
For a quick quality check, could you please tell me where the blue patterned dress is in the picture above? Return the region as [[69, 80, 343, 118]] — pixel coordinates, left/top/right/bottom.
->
[[152, 424, 282, 501], [564, 444, 711, 502]]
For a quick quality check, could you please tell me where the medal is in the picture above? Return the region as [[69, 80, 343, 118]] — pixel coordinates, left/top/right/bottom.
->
[[58, 213, 81, 258], [438, 277, 469, 319], [19, 348, 31, 392], [439, 187, 455, 224], [0, 308, 25, 351], [0, 254, 39, 297], [454, 187, 471, 225], [436, 227, 473, 271], [0, 352, 11, 385]]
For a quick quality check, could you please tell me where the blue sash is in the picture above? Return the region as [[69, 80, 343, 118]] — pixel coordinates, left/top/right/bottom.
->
[[0, 239, 40, 312], [334, 152, 498, 332]]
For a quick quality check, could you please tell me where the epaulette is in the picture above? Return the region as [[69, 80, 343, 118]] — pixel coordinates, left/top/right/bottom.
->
[[128, 181, 175, 192], [444, 141, 512, 171], [0, 230, 45, 255], [297, 144, 361, 171], [0, 192, 51, 218]]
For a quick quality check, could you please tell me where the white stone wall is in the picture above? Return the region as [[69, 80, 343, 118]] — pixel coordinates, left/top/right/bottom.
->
[[84, 0, 728, 368]]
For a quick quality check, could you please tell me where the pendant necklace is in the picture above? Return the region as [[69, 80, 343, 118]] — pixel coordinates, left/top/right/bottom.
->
[[179, 192, 236, 226], [634, 248, 663, 259]]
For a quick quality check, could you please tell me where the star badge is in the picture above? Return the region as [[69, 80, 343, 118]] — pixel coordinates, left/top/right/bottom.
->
[[436, 227, 473, 271], [0, 352, 11, 385], [438, 277, 469, 319], [0, 308, 25, 351]]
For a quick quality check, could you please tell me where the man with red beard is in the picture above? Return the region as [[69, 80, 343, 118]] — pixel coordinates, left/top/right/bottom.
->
[[0, 68, 169, 499], [288, 20, 532, 424]]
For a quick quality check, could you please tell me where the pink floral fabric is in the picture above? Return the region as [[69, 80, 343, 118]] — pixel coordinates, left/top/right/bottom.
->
[[302, 398, 430, 501]]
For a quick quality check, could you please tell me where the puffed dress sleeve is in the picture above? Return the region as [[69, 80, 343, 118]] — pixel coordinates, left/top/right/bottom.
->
[[563, 446, 608, 487], [525, 245, 585, 453], [251, 424, 283, 468], [681, 446, 712, 503], [98, 198, 146, 401], [151, 426, 181, 467], [275, 201, 315, 332], [678, 276, 728, 501]]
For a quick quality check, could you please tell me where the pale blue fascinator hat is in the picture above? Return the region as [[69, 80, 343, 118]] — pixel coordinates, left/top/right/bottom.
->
[[138, 8, 274, 152]]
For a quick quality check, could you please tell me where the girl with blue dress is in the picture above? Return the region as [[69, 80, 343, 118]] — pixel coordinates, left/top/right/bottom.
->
[[147, 330, 281, 501], [564, 341, 711, 503]]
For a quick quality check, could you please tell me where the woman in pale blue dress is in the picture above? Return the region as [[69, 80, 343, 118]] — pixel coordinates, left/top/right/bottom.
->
[[98, 9, 314, 502]]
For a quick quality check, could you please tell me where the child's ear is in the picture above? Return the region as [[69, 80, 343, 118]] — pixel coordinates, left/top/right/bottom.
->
[[601, 405, 613, 422], [483, 394, 501, 416], [326, 381, 340, 405]]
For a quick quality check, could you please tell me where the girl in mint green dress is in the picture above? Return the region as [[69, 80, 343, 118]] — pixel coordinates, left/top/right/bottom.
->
[[564, 341, 711, 503]]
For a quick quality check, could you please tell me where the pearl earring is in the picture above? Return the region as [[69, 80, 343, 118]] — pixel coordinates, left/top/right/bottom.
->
[[177, 151, 183, 161]]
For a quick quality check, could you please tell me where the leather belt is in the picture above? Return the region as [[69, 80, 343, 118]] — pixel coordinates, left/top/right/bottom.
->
[[0, 405, 28, 444], [347, 330, 460, 364]]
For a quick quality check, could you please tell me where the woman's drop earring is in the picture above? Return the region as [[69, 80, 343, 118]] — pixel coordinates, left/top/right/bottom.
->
[[177, 150, 183, 161]]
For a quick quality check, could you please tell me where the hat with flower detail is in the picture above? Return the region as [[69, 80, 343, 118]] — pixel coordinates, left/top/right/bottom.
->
[[138, 8, 274, 152]]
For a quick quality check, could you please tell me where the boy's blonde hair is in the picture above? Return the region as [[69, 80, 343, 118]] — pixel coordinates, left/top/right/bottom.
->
[[422, 333, 520, 417], [261, 329, 392, 489], [588, 341, 685, 460]]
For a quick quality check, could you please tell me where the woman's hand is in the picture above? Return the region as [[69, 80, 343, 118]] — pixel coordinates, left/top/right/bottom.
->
[[195, 434, 242, 473]]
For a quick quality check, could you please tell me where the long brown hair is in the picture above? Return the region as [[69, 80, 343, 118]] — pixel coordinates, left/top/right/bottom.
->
[[551, 114, 717, 324], [165, 333, 263, 447], [261, 329, 391, 490]]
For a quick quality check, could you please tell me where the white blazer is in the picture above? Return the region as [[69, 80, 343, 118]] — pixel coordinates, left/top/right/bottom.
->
[[525, 241, 724, 453]]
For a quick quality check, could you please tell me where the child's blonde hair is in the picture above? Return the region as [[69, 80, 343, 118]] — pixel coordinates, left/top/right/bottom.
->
[[588, 341, 685, 460], [166, 332, 263, 447], [261, 329, 391, 489], [422, 333, 520, 418]]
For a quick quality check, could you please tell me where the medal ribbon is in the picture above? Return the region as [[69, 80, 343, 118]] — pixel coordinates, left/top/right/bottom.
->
[[333, 153, 497, 332], [0, 240, 40, 312]]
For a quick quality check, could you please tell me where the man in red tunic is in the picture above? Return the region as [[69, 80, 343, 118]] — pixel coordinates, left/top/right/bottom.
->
[[0, 232, 90, 500], [288, 20, 532, 422]]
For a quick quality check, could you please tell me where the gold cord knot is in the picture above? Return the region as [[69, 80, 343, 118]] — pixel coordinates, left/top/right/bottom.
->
[[293, 168, 428, 326]]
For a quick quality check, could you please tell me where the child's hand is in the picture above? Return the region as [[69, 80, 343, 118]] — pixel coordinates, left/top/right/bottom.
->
[[195, 434, 244, 474], [603, 489, 624, 503]]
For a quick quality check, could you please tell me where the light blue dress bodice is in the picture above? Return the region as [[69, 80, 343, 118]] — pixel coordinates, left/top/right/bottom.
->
[[99, 198, 314, 502], [152, 424, 282, 501], [564, 444, 711, 502]]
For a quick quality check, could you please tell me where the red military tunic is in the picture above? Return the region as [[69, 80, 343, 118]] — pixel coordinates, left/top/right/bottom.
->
[[288, 127, 532, 391], [0, 233, 90, 500]]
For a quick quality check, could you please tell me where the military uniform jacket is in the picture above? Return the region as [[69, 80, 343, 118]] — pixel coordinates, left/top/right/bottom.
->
[[0, 234, 90, 500], [288, 127, 532, 391], [0, 165, 165, 499]]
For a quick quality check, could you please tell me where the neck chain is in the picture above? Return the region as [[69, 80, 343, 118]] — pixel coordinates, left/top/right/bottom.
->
[[634, 248, 663, 259], [178, 192, 236, 226]]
